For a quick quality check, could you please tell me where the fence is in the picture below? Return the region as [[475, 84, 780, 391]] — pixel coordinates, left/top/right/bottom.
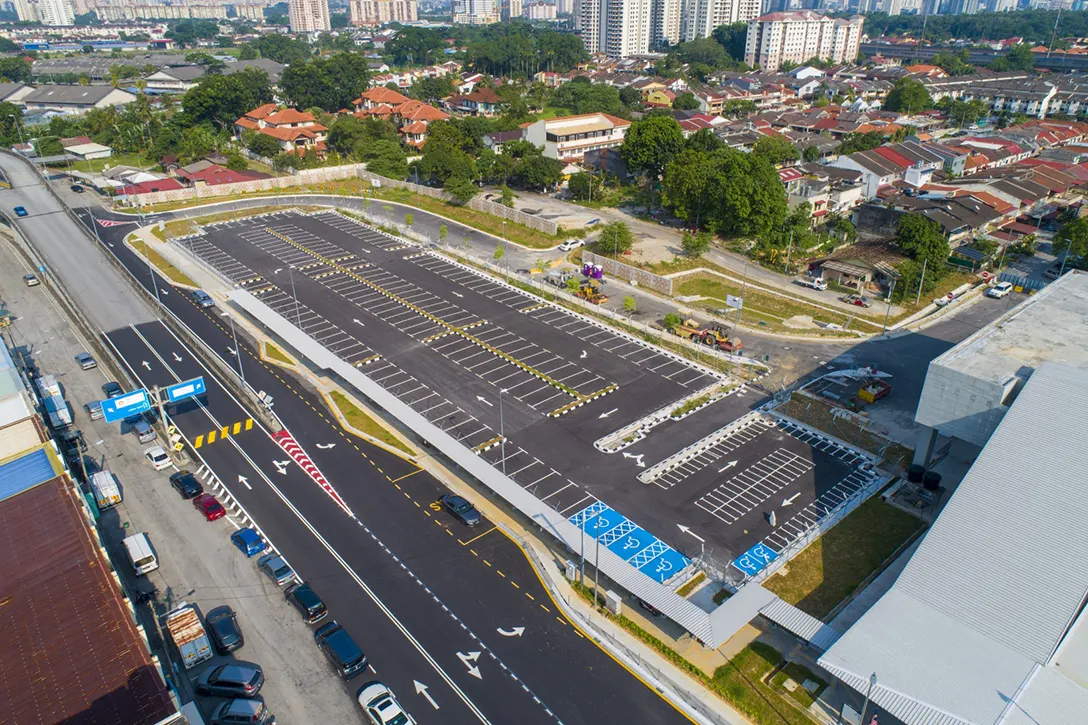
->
[[361, 171, 560, 236], [583, 250, 674, 295], [119, 163, 369, 207]]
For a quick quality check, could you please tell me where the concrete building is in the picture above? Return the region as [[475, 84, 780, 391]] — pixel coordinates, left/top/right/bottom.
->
[[142, 65, 205, 93], [21, 85, 136, 115], [744, 11, 863, 72], [39, 0, 75, 25], [522, 111, 631, 161], [13, 0, 40, 21], [288, 0, 330, 32], [820, 272, 1088, 725], [452, 0, 500, 24], [576, 0, 603, 53], [502, 0, 524, 17], [679, 0, 761, 44], [348, 0, 417, 24], [556, 0, 573, 11], [526, 1, 557, 19], [577, 0, 652, 57]]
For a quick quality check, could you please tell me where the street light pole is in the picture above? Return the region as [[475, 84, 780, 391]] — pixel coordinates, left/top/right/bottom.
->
[[882, 278, 897, 336], [8, 113, 25, 153], [223, 311, 245, 384], [288, 265, 302, 329], [728, 257, 750, 378], [498, 387, 507, 474], [860, 673, 877, 725]]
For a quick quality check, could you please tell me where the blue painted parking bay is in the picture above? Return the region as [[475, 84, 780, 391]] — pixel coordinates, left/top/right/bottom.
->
[[569, 502, 691, 584]]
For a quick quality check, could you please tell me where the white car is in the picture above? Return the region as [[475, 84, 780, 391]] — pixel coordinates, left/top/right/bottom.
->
[[986, 281, 1014, 299], [144, 445, 172, 471], [357, 682, 416, 725], [558, 239, 584, 252]]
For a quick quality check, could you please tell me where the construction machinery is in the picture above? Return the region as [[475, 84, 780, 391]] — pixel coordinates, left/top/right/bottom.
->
[[670, 319, 743, 352], [576, 279, 608, 305]]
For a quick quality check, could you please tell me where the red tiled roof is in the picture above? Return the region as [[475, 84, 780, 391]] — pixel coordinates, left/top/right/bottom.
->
[[400, 121, 429, 134], [872, 146, 914, 169], [264, 108, 317, 125], [235, 117, 260, 130], [358, 87, 410, 105], [177, 163, 268, 186], [118, 178, 185, 195], [247, 103, 278, 119], [0, 477, 176, 725], [463, 87, 503, 104], [397, 100, 449, 122]]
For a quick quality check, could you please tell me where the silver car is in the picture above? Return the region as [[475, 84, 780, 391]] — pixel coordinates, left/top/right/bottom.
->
[[256, 553, 295, 586], [195, 662, 264, 698], [211, 698, 276, 725], [75, 352, 97, 370]]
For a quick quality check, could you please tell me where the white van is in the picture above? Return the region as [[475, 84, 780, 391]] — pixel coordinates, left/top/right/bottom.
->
[[89, 471, 122, 510], [123, 533, 158, 576], [179, 702, 207, 725]]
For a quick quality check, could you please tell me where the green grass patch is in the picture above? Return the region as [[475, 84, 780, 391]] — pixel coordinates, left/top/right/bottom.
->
[[713, 588, 731, 605], [762, 495, 924, 619], [129, 180, 371, 213], [675, 571, 706, 598], [770, 662, 827, 709], [671, 392, 712, 419], [371, 187, 565, 250], [264, 343, 294, 366], [780, 391, 914, 467], [128, 237, 195, 287], [55, 152, 149, 175], [328, 390, 415, 457]]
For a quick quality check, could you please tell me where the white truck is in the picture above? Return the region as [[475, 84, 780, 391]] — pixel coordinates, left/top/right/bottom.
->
[[35, 374, 72, 429], [165, 604, 213, 670], [798, 277, 828, 291], [89, 471, 122, 510]]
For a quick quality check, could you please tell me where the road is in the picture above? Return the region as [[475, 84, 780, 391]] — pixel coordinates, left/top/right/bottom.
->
[[1, 153, 696, 725]]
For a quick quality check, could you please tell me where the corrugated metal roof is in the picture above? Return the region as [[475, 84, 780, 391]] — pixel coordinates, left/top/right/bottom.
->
[[0, 476, 176, 725], [820, 364, 1088, 724], [999, 665, 1088, 725], [0, 447, 58, 503], [758, 597, 842, 650]]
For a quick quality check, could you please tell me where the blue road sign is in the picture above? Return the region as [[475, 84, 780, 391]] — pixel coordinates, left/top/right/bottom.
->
[[102, 389, 151, 423], [641, 548, 691, 584], [732, 542, 780, 577], [608, 527, 656, 560], [165, 376, 206, 404]]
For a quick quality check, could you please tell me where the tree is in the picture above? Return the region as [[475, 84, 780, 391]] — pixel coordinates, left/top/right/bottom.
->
[[500, 185, 516, 207], [722, 99, 757, 118], [553, 79, 625, 115], [991, 43, 1035, 72], [439, 225, 449, 244], [364, 140, 408, 180], [248, 34, 311, 64], [517, 155, 564, 191], [802, 145, 821, 163], [621, 115, 685, 181], [166, 19, 218, 48], [623, 295, 637, 317], [663, 312, 683, 330], [0, 58, 31, 83], [182, 69, 273, 128], [226, 153, 249, 171], [686, 128, 724, 153], [493, 243, 505, 266], [753, 135, 800, 165], [565, 277, 580, 293], [404, 213, 414, 228], [419, 147, 477, 184], [177, 124, 218, 163], [411, 75, 455, 102], [248, 132, 283, 159], [568, 172, 602, 202], [619, 86, 642, 108], [897, 213, 950, 272], [931, 49, 974, 76], [1054, 217, 1088, 263], [597, 221, 633, 255], [281, 53, 371, 112], [837, 131, 886, 155], [673, 92, 699, 111], [386, 27, 445, 66], [884, 77, 932, 114], [711, 22, 748, 62], [444, 176, 478, 203], [681, 230, 712, 257]]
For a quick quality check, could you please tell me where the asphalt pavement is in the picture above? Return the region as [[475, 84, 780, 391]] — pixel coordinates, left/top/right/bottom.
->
[[1, 153, 696, 725]]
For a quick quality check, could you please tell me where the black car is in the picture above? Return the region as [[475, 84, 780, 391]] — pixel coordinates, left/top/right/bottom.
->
[[285, 582, 328, 624], [439, 494, 482, 527], [169, 470, 204, 499], [314, 621, 368, 680], [70, 184, 85, 193], [206, 605, 245, 654], [102, 381, 124, 398], [195, 662, 264, 698]]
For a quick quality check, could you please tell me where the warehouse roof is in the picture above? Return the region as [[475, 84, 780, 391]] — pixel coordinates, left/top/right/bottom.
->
[[0, 476, 176, 725], [820, 362, 1088, 725]]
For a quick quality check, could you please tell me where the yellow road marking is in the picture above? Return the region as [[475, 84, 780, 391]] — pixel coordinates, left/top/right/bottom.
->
[[245, 418, 253, 430], [207, 430, 217, 444], [496, 570, 506, 578], [390, 469, 423, 483], [458, 526, 496, 547], [220, 425, 229, 438], [194, 434, 204, 448], [233, 421, 241, 435]]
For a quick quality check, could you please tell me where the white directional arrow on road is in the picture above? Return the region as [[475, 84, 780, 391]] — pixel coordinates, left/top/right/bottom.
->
[[352, 319, 365, 326], [580, 350, 587, 359], [456, 651, 483, 679], [677, 524, 705, 543], [414, 681, 439, 710], [622, 452, 645, 468], [477, 396, 493, 407], [227, 348, 237, 356], [598, 408, 618, 419], [718, 461, 737, 473], [452, 291, 464, 298], [496, 626, 525, 637], [172, 353, 182, 362], [141, 361, 151, 371], [316, 443, 336, 450], [273, 460, 290, 475], [274, 268, 282, 274], [160, 289, 168, 296], [237, 475, 251, 489], [782, 493, 801, 506]]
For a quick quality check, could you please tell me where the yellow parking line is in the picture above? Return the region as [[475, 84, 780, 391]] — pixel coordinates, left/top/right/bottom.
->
[[390, 469, 422, 483], [194, 434, 204, 449], [458, 526, 496, 547]]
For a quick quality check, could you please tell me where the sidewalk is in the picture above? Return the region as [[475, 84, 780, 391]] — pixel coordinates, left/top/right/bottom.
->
[[139, 223, 764, 725]]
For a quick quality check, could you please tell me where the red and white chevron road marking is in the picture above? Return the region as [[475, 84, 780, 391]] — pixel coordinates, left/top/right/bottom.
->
[[272, 429, 352, 516]]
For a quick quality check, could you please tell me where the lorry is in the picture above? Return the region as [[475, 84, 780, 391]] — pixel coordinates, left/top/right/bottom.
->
[[165, 604, 213, 670], [670, 319, 744, 353], [89, 471, 122, 510], [797, 277, 828, 291], [35, 374, 72, 429]]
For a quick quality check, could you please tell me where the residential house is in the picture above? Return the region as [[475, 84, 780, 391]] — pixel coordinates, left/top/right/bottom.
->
[[827, 140, 944, 198], [175, 160, 269, 187], [484, 130, 523, 152], [450, 87, 504, 117], [235, 104, 329, 157], [352, 89, 449, 148], [21, 85, 136, 115], [522, 112, 631, 162], [222, 58, 286, 85], [143, 65, 205, 93], [0, 82, 33, 104], [813, 239, 907, 292]]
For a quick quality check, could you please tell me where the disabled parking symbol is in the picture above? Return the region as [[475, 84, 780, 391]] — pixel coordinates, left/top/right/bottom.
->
[[731, 542, 780, 577]]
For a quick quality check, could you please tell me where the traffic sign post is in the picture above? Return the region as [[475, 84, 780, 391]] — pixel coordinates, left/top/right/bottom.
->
[[164, 376, 206, 404], [101, 389, 152, 423]]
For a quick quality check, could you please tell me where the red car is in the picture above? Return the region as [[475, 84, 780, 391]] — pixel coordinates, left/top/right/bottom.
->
[[193, 493, 226, 521]]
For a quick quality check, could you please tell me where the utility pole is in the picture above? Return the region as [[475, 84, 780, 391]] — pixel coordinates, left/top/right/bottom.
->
[[288, 265, 302, 329], [915, 257, 927, 306], [783, 229, 794, 274], [728, 258, 750, 379], [498, 388, 507, 474], [882, 277, 897, 336]]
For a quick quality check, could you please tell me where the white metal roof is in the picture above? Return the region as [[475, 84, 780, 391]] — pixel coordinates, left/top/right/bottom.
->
[[820, 363, 1088, 725]]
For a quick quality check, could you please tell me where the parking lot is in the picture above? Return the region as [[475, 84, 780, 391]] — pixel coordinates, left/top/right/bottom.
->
[[181, 210, 876, 578]]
